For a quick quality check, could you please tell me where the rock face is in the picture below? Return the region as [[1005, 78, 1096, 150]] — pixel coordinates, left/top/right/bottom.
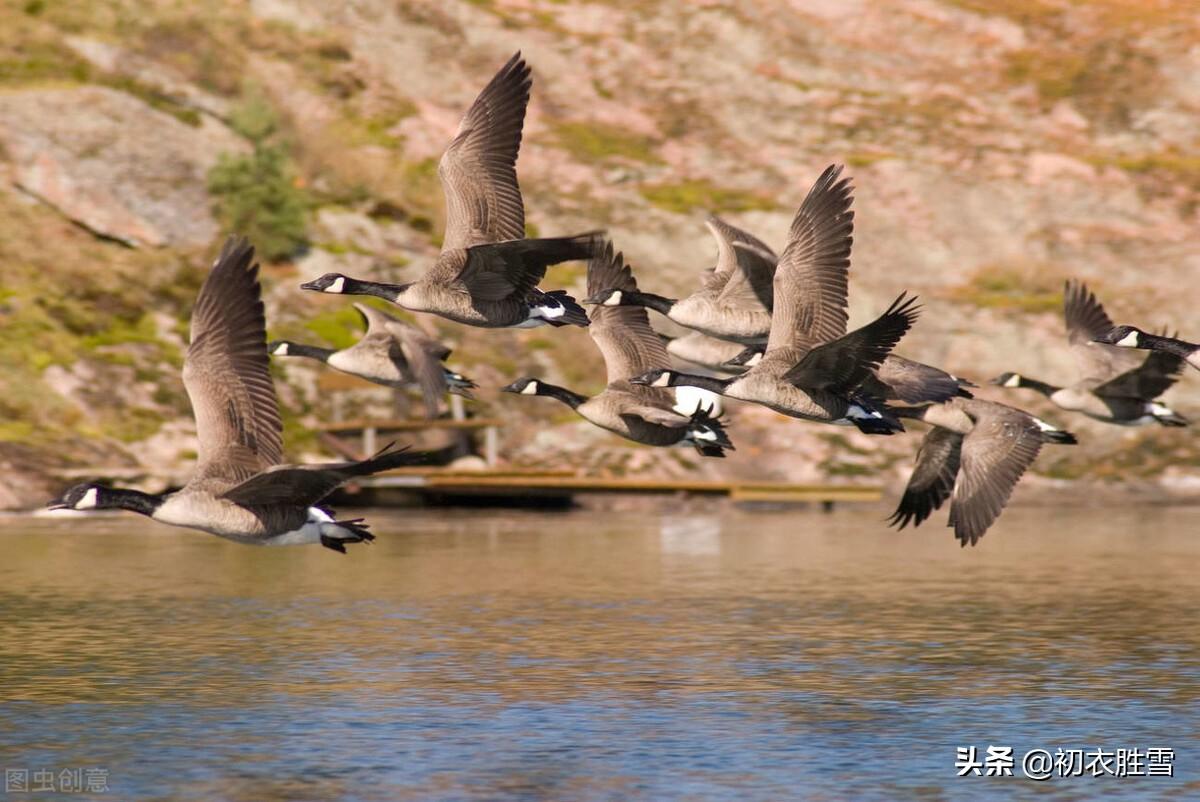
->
[[0, 87, 245, 247], [1, 0, 1199, 506]]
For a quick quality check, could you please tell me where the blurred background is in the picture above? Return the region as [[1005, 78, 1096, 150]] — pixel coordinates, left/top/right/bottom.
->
[[2, 0, 1198, 508]]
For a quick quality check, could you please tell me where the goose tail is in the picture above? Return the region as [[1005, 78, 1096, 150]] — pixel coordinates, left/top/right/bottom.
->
[[443, 368, 478, 399], [320, 518, 375, 554], [539, 289, 590, 327], [846, 397, 905, 435], [685, 403, 734, 457]]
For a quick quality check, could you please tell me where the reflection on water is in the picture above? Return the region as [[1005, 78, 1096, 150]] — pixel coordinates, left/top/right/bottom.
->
[[1, 506, 1197, 800]]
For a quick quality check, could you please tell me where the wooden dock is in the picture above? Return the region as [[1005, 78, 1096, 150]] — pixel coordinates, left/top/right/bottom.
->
[[314, 417, 503, 466], [345, 469, 882, 509]]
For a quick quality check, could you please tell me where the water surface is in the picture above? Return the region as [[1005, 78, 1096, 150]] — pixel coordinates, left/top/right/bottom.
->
[[1, 505, 1197, 800]]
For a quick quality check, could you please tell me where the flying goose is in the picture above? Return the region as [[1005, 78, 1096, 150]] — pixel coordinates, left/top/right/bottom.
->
[[888, 398, 1077, 546], [1094, 326, 1200, 372], [300, 53, 599, 328], [629, 165, 918, 435], [501, 241, 733, 457], [992, 281, 1187, 426], [584, 215, 778, 344], [269, 303, 476, 418], [49, 238, 418, 552]]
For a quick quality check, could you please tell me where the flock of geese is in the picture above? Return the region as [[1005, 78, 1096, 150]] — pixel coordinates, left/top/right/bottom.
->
[[50, 52, 1197, 549]]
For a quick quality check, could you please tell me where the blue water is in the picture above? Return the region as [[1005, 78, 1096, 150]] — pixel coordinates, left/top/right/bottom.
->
[[1, 506, 1197, 800]]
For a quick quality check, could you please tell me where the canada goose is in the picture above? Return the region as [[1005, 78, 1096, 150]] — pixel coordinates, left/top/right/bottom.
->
[[501, 241, 733, 456], [629, 166, 918, 435], [49, 237, 418, 552], [269, 303, 475, 418], [584, 214, 778, 344], [992, 281, 1187, 426], [1095, 326, 1200, 372], [888, 398, 1077, 546], [300, 53, 599, 328], [728, 347, 974, 403]]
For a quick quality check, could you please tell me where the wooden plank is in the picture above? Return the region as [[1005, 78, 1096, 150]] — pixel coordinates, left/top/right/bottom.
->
[[409, 474, 881, 501], [314, 418, 504, 433], [376, 467, 575, 478], [731, 487, 881, 503]]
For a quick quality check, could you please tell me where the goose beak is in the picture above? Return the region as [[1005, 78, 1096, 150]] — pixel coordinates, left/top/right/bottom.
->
[[581, 296, 602, 305], [46, 501, 69, 511], [628, 374, 651, 386], [499, 381, 522, 394], [299, 280, 322, 291]]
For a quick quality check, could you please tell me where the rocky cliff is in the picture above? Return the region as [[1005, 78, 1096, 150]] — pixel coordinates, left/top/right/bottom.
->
[[2, 0, 1198, 508]]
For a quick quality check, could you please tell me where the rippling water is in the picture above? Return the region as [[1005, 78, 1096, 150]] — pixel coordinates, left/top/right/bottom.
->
[[1, 505, 1197, 800]]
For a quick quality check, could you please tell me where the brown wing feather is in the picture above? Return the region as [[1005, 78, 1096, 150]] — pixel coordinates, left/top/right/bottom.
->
[[766, 165, 855, 354], [438, 52, 530, 252], [450, 233, 598, 302], [1063, 280, 1142, 386], [782, 294, 919, 391], [948, 404, 1044, 546], [1094, 348, 1185, 399], [703, 216, 777, 307], [397, 333, 449, 418], [587, 242, 672, 386], [221, 443, 419, 509], [888, 426, 964, 530], [183, 237, 282, 488]]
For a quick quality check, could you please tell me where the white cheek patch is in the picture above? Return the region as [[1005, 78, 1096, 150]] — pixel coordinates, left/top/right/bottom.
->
[[1004, 375, 1022, 388], [652, 373, 672, 387], [325, 277, 345, 294], [75, 488, 98, 510], [847, 405, 883, 420], [520, 382, 539, 395], [746, 353, 763, 366], [603, 291, 622, 307], [1116, 331, 1139, 347], [1032, 417, 1059, 432], [272, 343, 289, 355], [1149, 402, 1174, 416]]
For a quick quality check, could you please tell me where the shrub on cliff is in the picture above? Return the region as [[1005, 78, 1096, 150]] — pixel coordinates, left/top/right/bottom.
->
[[208, 143, 309, 261]]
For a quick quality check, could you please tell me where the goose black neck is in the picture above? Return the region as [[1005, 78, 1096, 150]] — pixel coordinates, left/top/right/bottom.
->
[[104, 487, 164, 517], [282, 342, 335, 362], [537, 383, 588, 410], [673, 373, 733, 393], [625, 290, 676, 316], [347, 277, 407, 301], [1018, 377, 1060, 397], [1142, 333, 1198, 357]]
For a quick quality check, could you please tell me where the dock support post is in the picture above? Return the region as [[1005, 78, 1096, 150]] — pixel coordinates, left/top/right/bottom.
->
[[484, 426, 498, 467], [363, 426, 378, 459], [449, 394, 465, 421]]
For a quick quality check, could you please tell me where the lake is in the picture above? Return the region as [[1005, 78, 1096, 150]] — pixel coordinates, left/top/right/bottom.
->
[[1, 504, 1197, 801]]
